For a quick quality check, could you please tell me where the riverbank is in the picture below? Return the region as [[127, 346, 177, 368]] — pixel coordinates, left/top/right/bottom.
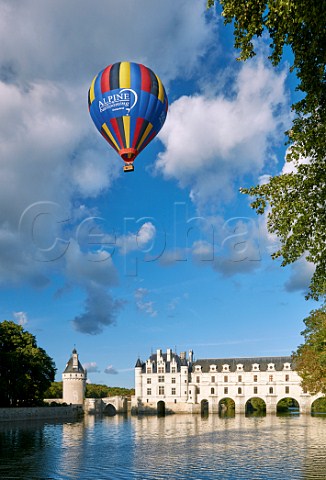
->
[[0, 405, 83, 422]]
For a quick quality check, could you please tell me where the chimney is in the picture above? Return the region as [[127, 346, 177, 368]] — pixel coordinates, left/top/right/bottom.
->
[[180, 351, 186, 361], [188, 350, 193, 363], [167, 348, 172, 362], [156, 348, 162, 360]]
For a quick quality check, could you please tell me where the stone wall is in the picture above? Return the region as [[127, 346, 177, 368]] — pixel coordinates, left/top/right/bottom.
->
[[0, 405, 83, 422]]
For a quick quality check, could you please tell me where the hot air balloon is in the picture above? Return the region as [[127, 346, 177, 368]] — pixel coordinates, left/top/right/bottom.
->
[[88, 61, 168, 172]]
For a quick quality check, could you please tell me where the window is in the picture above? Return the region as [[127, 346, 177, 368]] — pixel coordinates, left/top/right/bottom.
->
[[224, 375, 228, 383], [211, 376, 215, 383], [147, 368, 152, 374], [269, 387, 273, 394], [171, 367, 176, 373], [158, 386, 164, 395], [238, 387, 242, 394], [147, 389, 151, 395], [211, 387, 215, 394], [269, 375, 273, 382], [196, 376, 200, 383], [171, 388, 176, 395], [171, 377, 176, 384], [238, 375, 242, 382], [147, 378, 151, 384], [158, 367, 164, 373], [285, 374, 290, 382], [224, 387, 228, 394], [158, 375, 164, 383], [285, 386, 290, 394], [254, 387, 258, 394], [253, 375, 258, 382], [197, 388, 200, 394]]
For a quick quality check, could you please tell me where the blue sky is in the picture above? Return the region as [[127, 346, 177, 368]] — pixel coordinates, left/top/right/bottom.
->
[[0, 0, 320, 388]]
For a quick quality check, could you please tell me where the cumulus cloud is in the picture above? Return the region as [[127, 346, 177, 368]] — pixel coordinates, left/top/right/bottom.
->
[[156, 58, 290, 209], [13, 311, 28, 326], [0, 0, 213, 87], [72, 286, 125, 334], [83, 362, 100, 373], [104, 365, 118, 375], [284, 258, 315, 294], [116, 222, 156, 255]]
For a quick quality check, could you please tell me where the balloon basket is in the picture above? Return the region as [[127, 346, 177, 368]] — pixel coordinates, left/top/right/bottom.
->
[[123, 164, 134, 173]]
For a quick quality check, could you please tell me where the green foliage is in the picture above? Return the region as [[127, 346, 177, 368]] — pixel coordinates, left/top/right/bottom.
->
[[311, 397, 326, 413], [44, 381, 63, 399], [219, 397, 235, 410], [85, 384, 135, 398], [248, 397, 266, 411], [207, 0, 326, 300], [0, 321, 56, 407], [292, 306, 326, 395], [277, 397, 299, 412]]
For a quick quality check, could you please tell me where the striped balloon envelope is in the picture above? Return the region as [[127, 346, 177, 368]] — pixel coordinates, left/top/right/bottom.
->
[[88, 61, 168, 172]]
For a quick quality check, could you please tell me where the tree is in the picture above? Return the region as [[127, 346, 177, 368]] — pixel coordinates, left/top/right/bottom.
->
[[292, 306, 326, 395], [44, 381, 63, 399], [207, 0, 326, 300], [0, 321, 56, 407]]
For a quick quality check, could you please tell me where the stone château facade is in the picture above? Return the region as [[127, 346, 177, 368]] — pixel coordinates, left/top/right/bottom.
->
[[132, 348, 323, 414]]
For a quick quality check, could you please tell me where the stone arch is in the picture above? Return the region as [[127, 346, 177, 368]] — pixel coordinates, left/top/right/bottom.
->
[[245, 397, 266, 415], [277, 397, 300, 414], [218, 397, 235, 415], [157, 400, 165, 416], [104, 403, 117, 416], [311, 395, 326, 414]]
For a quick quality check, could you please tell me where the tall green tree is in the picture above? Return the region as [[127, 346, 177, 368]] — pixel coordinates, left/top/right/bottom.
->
[[207, 0, 326, 300], [0, 321, 56, 407], [292, 306, 326, 394]]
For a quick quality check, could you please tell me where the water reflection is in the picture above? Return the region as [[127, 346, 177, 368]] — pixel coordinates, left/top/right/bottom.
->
[[0, 414, 325, 479]]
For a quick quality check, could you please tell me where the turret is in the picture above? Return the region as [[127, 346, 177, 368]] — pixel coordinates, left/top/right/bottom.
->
[[62, 348, 86, 405], [135, 358, 143, 401]]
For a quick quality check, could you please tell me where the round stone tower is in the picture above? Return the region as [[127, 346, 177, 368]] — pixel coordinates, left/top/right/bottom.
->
[[62, 348, 87, 405]]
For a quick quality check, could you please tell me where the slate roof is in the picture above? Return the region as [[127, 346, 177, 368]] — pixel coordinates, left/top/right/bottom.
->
[[192, 356, 293, 373], [63, 355, 85, 374], [136, 352, 191, 373]]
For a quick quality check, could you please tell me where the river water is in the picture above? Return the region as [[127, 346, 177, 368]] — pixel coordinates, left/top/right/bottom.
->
[[0, 413, 325, 480]]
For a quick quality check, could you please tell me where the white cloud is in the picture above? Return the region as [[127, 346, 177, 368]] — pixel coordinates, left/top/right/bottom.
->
[[104, 365, 118, 375], [13, 311, 28, 326], [156, 58, 290, 208], [83, 362, 100, 373], [134, 288, 158, 317], [284, 258, 315, 295], [117, 222, 156, 255]]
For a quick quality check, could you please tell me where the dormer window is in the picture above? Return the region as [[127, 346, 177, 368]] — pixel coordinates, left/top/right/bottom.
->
[[210, 365, 216, 372], [195, 365, 201, 372], [236, 364, 243, 371], [252, 363, 260, 371], [268, 363, 275, 371], [283, 363, 291, 370], [222, 364, 230, 372]]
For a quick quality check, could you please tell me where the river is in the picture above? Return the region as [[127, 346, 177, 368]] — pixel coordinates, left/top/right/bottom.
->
[[0, 413, 325, 479]]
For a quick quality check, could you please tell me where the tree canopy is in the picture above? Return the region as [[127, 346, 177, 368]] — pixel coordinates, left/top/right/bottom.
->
[[292, 306, 326, 395], [0, 321, 56, 407], [207, 0, 326, 300]]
